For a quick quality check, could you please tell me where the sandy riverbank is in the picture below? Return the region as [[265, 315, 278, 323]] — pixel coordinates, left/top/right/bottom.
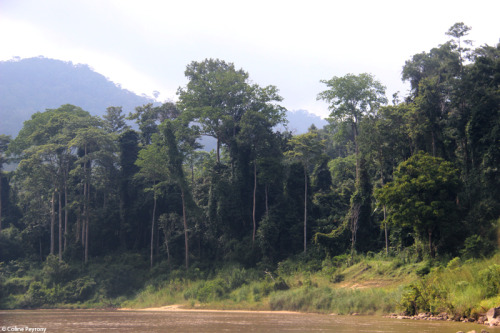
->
[[118, 304, 301, 314]]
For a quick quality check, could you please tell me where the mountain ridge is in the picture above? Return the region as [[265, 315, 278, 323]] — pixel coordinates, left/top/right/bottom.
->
[[0, 57, 327, 138]]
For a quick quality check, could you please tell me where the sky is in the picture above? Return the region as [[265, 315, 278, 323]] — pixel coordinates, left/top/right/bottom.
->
[[1, 0, 499, 118]]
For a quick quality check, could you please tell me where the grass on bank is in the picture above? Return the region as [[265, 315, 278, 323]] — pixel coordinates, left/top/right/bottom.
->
[[2, 251, 499, 319]]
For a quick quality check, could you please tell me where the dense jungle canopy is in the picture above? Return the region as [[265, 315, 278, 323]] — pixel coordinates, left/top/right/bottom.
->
[[0, 24, 498, 302]]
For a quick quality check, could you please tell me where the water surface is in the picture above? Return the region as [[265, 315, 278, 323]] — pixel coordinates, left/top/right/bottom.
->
[[0, 310, 497, 332]]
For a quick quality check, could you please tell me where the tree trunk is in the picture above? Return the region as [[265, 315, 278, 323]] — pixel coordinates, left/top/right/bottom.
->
[[58, 191, 62, 260], [0, 172, 2, 234], [181, 188, 189, 269], [82, 182, 86, 247], [64, 180, 68, 252], [303, 166, 308, 253], [150, 189, 157, 269], [76, 215, 81, 244], [83, 144, 90, 264], [353, 121, 360, 182], [379, 156, 388, 255], [384, 205, 388, 255], [84, 182, 90, 264], [252, 160, 257, 244], [265, 184, 269, 219], [50, 191, 55, 255]]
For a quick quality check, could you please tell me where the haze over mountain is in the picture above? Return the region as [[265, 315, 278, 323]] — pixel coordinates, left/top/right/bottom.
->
[[0, 57, 327, 138]]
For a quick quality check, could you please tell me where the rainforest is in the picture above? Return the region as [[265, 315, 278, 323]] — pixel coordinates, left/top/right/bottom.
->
[[0, 23, 499, 321]]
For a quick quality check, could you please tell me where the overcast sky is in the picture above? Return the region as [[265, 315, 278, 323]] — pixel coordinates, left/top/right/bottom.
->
[[1, 0, 499, 118]]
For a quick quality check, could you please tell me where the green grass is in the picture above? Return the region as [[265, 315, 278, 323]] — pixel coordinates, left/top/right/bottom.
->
[[2, 252, 499, 317]]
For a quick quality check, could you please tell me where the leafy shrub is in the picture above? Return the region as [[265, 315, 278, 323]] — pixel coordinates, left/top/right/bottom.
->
[[446, 257, 461, 270], [42, 255, 75, 285], [224, 267, 247, 289], [460, 235, 493, 259], [478, 264, 500, 298], [416, 261, 431, 277], [184, 278, 228, 303], [3, 276, 32, 294], [61, 276, 96, 302]]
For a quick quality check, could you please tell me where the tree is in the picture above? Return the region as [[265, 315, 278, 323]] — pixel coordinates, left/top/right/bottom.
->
[[0, 135, 10, 234], [9, 105, 95, 260], [285, 130, 325, 252], [177, 59, 249, 163], [359, 105, 412, 253], [375, 152, 460, 257], [103, 106, 130, 134], [68, 121, 115, 263], [446, 22, 472, 71], [238, 111, 277, 244], [317, 73, 386, 256], [317, 73, 387, 181], [128, 102, 179, 145], [160, 120, 192, 269], [135, 138, 169, 268]]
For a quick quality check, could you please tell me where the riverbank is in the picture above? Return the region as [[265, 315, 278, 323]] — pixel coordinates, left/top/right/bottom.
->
[[2, 252, 499, 322], [121, 253, 500, 321]]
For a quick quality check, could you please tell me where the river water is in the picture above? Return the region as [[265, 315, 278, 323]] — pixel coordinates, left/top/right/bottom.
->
[[0, 310, 497, 333]]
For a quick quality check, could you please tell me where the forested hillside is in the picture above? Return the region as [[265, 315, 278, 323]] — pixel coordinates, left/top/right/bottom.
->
[[0, 57, 155, 137], [0, 57, 326, 139], [0, 24, 498, 312]]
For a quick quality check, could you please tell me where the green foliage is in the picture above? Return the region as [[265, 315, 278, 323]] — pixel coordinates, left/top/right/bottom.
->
[[0, 24, 499, 315], [376, 152, 461, 255]]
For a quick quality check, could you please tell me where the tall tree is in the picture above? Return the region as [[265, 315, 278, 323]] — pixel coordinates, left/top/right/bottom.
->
[[446, 22, 472, 72], [135, 138, 169, 268], [103, 106, 130, 134], [68, 121, 115, 263], [317, 73, 387, 181], [161, 120, 193, 269], [9, 105, 94, 259], [177, 59, 249, 163], [285, 130, 325, 252]]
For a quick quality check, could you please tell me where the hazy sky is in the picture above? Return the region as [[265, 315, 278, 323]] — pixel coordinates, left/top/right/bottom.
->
[[1, 0, 499, 118]]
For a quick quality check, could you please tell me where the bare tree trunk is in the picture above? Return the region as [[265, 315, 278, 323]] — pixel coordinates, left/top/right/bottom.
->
[[0, 172, 3, 234], [181, 188, 189, 269], [150, 190, 157, 269], [85, 182, 90, 264], [76, 215, 81, 244], [265, 184, 269, 219], [64, 181, 68, 251], [50, 191, 55, 255], [304, 166, 308, 253], [165, 237, 171, 266], [252, 160, 257, 244], [384, 205, 388, 255], [58, 191, 62, 260], [379, 156, 388, 255]]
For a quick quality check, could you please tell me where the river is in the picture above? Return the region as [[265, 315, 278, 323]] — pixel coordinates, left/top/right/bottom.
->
[[0, 309, 497, 332]]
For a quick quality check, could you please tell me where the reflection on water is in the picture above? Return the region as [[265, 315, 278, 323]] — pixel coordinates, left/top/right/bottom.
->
[[0, 310, 497, 333]]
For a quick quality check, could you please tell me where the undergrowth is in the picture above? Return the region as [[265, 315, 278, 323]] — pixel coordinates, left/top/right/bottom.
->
[[2, 251, 499, 318]]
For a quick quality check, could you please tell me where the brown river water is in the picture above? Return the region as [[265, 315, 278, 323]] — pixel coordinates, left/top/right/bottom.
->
[[0, 309, 498, 333]]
